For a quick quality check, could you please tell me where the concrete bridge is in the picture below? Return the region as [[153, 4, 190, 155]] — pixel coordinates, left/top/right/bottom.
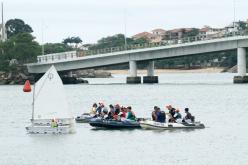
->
[[27, 34, 248, 84]]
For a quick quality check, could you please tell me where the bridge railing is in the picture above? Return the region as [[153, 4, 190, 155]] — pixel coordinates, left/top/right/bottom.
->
[[37, 30, 248, 63], [37, 51, 77, 63], [77, 30, 248, 57]]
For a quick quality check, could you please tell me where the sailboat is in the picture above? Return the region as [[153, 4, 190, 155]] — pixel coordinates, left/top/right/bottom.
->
[[25, 65, 76, 134]]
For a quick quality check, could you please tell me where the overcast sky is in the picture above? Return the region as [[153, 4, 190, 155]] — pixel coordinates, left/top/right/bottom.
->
[[3, 0, 248, 44]]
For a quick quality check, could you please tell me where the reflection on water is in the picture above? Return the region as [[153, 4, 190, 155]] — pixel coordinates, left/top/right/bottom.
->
[[0, 73, 248, 165]]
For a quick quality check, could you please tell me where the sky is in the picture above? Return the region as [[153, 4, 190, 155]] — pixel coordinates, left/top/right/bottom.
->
[[3, 0, 248, 44]]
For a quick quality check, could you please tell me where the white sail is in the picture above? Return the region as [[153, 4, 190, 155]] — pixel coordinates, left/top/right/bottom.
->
[[33, 65, 72, 120]]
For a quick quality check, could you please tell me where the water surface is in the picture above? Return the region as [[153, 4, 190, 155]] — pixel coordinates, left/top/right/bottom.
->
[[0, 73, 247, 165]]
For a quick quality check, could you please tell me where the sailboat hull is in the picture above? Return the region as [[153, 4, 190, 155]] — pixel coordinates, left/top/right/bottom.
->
[[26, 125, 76, 134], [32, 118, 74, 126]]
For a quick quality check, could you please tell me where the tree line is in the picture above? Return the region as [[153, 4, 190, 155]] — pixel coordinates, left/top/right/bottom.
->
[[0, 18, 240, 72], [0, 19, 83, 71]]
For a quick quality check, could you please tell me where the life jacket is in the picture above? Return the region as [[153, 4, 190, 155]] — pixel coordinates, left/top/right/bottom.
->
[[174, 112, 182, 119], [157, 111, 166, 123], [169, 108, 176, 117], [51, 121, 58, 128], [96, 106, 102, 114], [185, 112, 192, 120], [120, 111, 126, 118], [127, 111, 135, 120]]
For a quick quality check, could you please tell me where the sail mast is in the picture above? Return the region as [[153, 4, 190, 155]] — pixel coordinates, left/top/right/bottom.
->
[[1, 2, 4, 41], [31, 83, 35, 124]]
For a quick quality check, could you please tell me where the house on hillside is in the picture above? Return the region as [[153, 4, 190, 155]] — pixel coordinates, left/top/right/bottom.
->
[[132, 29, 167, 43], [151, 28, 166, 36], [151, 28, 166, 43], [132, 32, 155, 42], [166, 28, 185, 40], [225, 21, 248, 33], [199, 26, 224, 40]]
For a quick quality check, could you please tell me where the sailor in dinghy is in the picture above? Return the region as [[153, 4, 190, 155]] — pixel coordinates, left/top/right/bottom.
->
[[25, 65, 76, 134]]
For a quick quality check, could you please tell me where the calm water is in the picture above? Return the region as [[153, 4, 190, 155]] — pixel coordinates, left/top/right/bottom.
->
[[0, 73, 248, 165]]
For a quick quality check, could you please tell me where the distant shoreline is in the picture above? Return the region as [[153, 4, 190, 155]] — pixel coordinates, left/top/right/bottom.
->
[[108, 67, 226, 74]]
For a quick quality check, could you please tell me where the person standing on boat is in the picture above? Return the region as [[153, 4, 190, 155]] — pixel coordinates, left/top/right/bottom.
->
[[126, 106, 136, 121]]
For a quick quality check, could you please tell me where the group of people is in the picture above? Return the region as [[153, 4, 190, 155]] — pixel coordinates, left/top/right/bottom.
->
[[87, 102, 195, 124], [152, 105, 195, 123], [89, 102, 137, 121]]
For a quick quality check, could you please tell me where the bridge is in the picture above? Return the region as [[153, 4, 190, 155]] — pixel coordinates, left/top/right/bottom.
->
[[27, 33, 248, 84]]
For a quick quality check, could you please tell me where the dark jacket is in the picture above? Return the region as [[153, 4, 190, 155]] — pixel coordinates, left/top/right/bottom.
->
[[157, 111, 166, 123]]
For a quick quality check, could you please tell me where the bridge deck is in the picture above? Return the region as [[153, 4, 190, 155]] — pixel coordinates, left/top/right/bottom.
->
[[27, 35, 248, 73]]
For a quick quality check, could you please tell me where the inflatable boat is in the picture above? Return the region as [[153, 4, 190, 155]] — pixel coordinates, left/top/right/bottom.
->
[[75, 114, 95, 123], [89, 118, 140, 129], [140, 120, 205, 130]]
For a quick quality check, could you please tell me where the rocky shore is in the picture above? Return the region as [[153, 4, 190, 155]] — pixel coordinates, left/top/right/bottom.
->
[[0, 66, 34, 85], [0, 66, 112, 85], [74, 69, 112, 78]]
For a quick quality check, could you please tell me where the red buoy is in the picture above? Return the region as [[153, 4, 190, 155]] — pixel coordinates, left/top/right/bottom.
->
[[23, 80, 31, 92]]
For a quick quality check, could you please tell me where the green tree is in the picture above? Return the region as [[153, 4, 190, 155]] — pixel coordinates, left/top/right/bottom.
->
[[88, 34, 148, 50], [239, 21, 248, 30], [5, 19, 33, 38], [184, 28, 199, 38], [3, 33, 40, 63], [62, 36, 82, 48], [44, 43, 73, 54]]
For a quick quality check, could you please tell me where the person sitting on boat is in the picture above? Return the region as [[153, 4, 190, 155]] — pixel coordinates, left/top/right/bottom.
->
[[183, 108, 195, 123], [119, 106, 127, 120], [174, 109, 182, 123], [166, 105, 176, 122], [106, 104, 115, 120], [101, 108, 109, 119], [111, 104, 120, 120], [152, 106, 159, 121], [96, 103, 103, 116], [126, 106, 136, 121], [51, 119, 58, 128], [114, 104, 121, 115], [156, 108, 166, 123], [90, 103, 97, 116]]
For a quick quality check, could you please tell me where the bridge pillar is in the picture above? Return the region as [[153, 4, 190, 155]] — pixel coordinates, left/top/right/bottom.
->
[[234, 47, 248, 83], [126, 61, 141, 84], [143, 61, 158, 83]]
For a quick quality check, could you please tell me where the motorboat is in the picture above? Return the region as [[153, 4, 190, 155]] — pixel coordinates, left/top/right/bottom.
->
[[139, 119, 205, 130], [75, 113, 95, 123], [89, 118, 140, 129]]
